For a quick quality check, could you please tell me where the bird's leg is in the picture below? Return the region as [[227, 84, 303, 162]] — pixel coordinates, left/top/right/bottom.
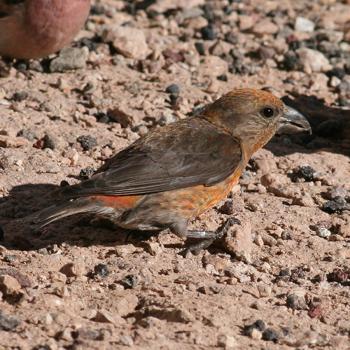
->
[[171, 218, 240, 255]]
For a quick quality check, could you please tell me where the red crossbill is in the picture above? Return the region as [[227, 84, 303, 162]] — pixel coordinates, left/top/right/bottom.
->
[[34, 88, 310, 253], [0, 0, 90, 59]]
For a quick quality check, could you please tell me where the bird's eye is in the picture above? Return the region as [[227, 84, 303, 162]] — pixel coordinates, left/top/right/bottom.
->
[[260, 107, 275, 118]]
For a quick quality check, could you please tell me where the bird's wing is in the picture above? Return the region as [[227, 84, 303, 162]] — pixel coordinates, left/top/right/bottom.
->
[[63, 118, 242, 197]]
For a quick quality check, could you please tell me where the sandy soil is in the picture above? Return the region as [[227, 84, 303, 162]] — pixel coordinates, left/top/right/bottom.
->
[[0, 0, 350, 349]]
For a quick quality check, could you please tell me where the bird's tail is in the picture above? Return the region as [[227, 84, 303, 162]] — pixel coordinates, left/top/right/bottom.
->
[[31, 197, 111, 228]]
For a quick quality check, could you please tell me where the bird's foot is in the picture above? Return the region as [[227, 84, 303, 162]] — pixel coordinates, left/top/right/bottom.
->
[[182, 217, 240, 255]]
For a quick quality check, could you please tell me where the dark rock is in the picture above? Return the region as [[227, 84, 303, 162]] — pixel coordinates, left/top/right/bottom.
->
[[79, 166, 95, 180], [201, 25, 216, 40], [322, 197, 349, 214], [327, 268, 350, 285], [94, 263, 109, 278], [262, 328, 279, 342], [243, 319, 266, 335], [195, 42, 206, 55], [165, 84, 180, 96], [12, 91, 28, 102], [290, 165, 316, 182], [120, 274, 139, 289], [77, 135, 97, 151], [282, 51, 300, 71]]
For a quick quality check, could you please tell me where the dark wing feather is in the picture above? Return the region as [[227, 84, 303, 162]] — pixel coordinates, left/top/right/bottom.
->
[[64, 118, 242, 197]]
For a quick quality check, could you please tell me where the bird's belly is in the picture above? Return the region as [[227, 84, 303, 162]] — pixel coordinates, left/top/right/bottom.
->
[[118, 168, 242, 230]]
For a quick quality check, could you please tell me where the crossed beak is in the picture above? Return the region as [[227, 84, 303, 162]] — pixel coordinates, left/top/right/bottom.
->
[[277, 105, 312, 135]]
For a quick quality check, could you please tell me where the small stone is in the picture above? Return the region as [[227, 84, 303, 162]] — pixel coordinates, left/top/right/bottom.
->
[[291, 165, 316, 182], [102, 26, 150, 60], [327, 268, 350, 285], [144, 242, 162, 256], [243, 320, 266, 337], [316, 227, 332, 239], [222, 221, 252, 263], [257, 283, 272, 298], [107, 107, 133, 128], [0, 311, 20, 331], [249, 328, 262, 340], [120, 274, 139, 289], [77, 135, 97, 151], [165, 84, 180, 96], [239, 15, 254, 31], [60, 261, 86, 278], [295, 17, 315, 32], [92, 309, 123, 325], [286, 291, 308, 310], [296, 48, 331, 73], [16, 129, 37, 141], [252, 19, 278, 35], [119, 335, 134, 347], [42, 134, 57, 150], [0, 275, 21, 295], [94, 264, 109, 277], [12, 91, 28, 102], [262, 328, 279, 342], [201, 56, 228, 77], [50, 47, 88, 72], [79, 166, 95, 180], [76, 328, 104, 341], [201, 25, 216, 40], [217, 334, 237, 349], [322, 198, 349, 214], [218, 200, 235, 215], [195, 42, 206, 55]]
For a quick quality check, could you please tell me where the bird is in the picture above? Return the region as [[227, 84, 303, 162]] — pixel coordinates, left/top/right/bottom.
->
[[33, 88, 311, 254], [0, 0, 90, 59]]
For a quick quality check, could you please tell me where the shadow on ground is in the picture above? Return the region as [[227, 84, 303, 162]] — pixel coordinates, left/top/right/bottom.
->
[[0, 183, 159, 251]]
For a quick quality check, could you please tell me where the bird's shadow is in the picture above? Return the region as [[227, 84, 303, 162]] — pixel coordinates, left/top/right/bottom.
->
[[269, 93, 350, 157], [0, 183, 161, 252]]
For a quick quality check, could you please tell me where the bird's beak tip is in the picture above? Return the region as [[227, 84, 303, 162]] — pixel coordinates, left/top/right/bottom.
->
[[277, 105, 312, 135]]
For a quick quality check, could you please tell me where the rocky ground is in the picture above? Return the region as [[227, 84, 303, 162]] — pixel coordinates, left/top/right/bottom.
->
[[0, 0, 350, 349]]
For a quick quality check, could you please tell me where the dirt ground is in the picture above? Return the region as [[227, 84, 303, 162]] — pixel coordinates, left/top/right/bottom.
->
[[0, 0, 350, 349]]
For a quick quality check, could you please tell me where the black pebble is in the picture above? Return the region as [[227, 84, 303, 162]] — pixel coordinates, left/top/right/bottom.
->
[[165, 84, 180, 96], [77, 135, 97, 151], [201, 25, 216, 40], [94, 263, 109, 277], [262, 328, 279, 342], [79, 166, 95, 180]]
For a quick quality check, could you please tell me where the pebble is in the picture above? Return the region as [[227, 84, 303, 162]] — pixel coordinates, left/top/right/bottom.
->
[[291, 165, 316, 182], [262, 328, 279, 342], [108, 107, 134, 128], [201, 25, 216, 40], [165, 84, 180, 96], [322, 197, 349, 214], [94, 263, 109, 277], [316, 226, 332, 239], [257, 283, 272, 298], [252, 19, 279, 36], [0, 311, 20, 331], [295, 17, 315, 32], [243, 319, 266, 338], [120, 274, 139, 289], [77, 135, 97, 151], [60, 261, 86, 278], [217, 334, 238, 349], [286, 291, 308, 310], [0, 275, 21, 295], [102, 26, 150, 60], [79, 166, 95, 180], [222, 221, 252, 263], [296, 48, 332, 73], [50, 47, 88, 72]]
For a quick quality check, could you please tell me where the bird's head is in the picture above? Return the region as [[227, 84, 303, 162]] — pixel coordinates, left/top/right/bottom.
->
[[201, 88, 311, 154]]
